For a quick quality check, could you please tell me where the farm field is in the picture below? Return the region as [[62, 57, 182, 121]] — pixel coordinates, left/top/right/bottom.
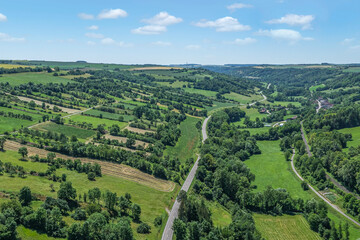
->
[[253, 214, 321, 240], [0, 72, 74, 85], [343, 67, 360, 73], [245, 140, 312, 200], [164, 117, 200, 164], [0, 63, 34, 69], [84, 109, 134, 121], [32, 122, 96, 140], [0, 150, 176, 240], [224, 92, 263, 104], [68, 114, 128, 129]]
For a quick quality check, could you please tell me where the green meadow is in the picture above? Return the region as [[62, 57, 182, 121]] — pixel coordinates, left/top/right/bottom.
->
[[0, 72, 74, 86]]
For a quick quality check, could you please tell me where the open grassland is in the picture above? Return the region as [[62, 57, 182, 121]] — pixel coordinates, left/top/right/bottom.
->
[[164, 117, 200, 163], [156, 81, 186, 88], [69, 115, 128, 128], [0, 117, 39, 134], [0, 64, 34, 69], [84, 109, 134, 122], [184, 88, 218, 97], [0, 72, 74, 86], [131, 66, 182, 71], [224, 92, 263, 104], [310, 84, 326, 92], [33, 122, 96, 140], [254, 214, 321, 240], [242, 107, 264, 120], [0, 149, 176, 240], [209, 202, 232, 228], [17, 226, 58, 240], [343, 67, 360, 73], [240, 127, 270, 135], [205, 101, 238, 114], [245, 141, 311, 200], [3, 141, 174, 192], [339, 126, 360, 151], [24, 61, 134, 70]]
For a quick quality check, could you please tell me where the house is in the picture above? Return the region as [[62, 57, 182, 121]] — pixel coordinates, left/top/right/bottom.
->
[[286, 115, 298, 122], [259, 108, 267, 114]]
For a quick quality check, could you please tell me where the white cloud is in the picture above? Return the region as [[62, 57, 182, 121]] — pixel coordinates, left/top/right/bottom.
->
[[152, 41, 172, 46], [78, 13, 94, 20], [85, 32, 104, 39], [342, 38, 355, 45], [0, 13, 7, 22], [101, 38, 115, 44], [0, 33, 25, 42], [227, 3, 253, 11], [132, 12, 182, 35], [87, 41, 96, 46], [230, 37, 257, 45], [266, 14, 315, 30], [132, 25, 167, 35], [143, 12, 182, 26], [185, 44, 201, 50], [194, 17, 251, 32], [258, 29, 313, 43], [98, 9, 128, 19], [88, 25, 99, 30]]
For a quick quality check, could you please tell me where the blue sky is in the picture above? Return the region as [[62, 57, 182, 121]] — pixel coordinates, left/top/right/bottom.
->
[[0, 0, 359, 64]]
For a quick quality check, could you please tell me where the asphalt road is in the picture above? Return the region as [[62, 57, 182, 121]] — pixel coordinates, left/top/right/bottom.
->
[[297, 123, 360, 227], [161, 116, 211, 240]]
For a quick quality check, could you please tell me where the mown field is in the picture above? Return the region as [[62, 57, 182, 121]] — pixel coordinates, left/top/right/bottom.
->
[[254, 214, 321, 240], [0, 72, 74, 85], [339, 126, 360, 151], [245, 140, 311, 200], [0, 150, 176, 240]]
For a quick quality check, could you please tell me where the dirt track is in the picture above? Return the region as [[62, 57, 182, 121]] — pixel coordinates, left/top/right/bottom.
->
[[4, 141, 175, 192], [125, 126, 155, 134], [104, 134, 149, 147]]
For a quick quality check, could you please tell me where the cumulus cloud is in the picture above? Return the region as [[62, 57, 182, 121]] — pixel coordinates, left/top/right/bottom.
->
[[258, 29, 313, 43], [78, 13, 94, 20], [185, 44, 201, 50], [152, 41, 172, 46], [88, 25, 99, 30], [101, 38, 115, 44], [266, 14, 315, 30], [230, 37, 257, 45], [0, 33, 25, 42], [194, 17, 251, 32], [132, 12, 182, 35], [98, 9, 127, 19], [85, 32, 104, 39], [0, 13, 7, 22], [100, 38, 133, 47], [227, 3, 253, 11]]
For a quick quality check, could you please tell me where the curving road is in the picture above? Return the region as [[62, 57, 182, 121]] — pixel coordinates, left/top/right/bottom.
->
[[162, 116, 211, 240], [295, 123, 360, 227]]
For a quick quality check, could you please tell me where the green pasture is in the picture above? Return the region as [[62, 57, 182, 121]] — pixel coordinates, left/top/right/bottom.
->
[[68, 115, 128, 129], [0, 72, 74, 86], [85, 109, 134, 122], [33, 122, 96, 140]]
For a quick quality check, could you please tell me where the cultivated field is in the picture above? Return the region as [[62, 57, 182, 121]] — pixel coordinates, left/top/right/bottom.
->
[[254, 214, 321, 240], [3, 141, 175, 192]]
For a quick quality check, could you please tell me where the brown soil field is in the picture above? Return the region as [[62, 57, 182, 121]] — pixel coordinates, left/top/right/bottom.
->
[[125, 126, 155, 134], [4, 141, 175, 192]]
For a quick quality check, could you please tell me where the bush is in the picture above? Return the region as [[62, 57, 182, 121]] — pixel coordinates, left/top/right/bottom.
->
[[87, 172, 96, 181], [136, 222, 151, 234], [71, 208, 87, 220], [154, 216, 162, 227]]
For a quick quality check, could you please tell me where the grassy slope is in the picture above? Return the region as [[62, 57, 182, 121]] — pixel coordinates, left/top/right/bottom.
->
[[245, 140, 311, 200], [0, 150, 176, 240], [224, 92, 263, 104], [34, 122, 96, 140], [84, 109, 134, 122], [209, 202, 232, 227], [69, 115, 128, 129], [339, 126, 360, 151], [0, 72, 73, 86], [254, 214, 321, 240], [164, 117, 200, 164]]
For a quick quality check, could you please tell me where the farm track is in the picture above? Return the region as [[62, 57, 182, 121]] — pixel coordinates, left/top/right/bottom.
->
[[4, 140, 175, 192]]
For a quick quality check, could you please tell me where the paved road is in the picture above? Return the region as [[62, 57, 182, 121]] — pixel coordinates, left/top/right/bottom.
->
[[249, 91, 267, 106], [316, 99, 322, 113], [162, 116, 211, 240], [267, 83, 271, 89], [290, 148, 360, 227]]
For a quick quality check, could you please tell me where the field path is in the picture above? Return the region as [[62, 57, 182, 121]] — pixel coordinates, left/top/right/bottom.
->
[[162, 116, 210, 240], [294, 123, 360, 227], [3, 140, 175, 192], [249, 91, 267, 106]]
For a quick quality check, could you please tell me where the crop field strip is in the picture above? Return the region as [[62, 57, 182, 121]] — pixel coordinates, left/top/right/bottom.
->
[[4, 140, 175, 192]]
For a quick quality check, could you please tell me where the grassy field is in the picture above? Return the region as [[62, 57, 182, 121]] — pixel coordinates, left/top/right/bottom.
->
[[310, 84, 325, 92], [84, 109, 134, 122], [69, 115, 128, 129], [343, 67, 360, 73], [223, 92, 263, 104], [0, 150, 176, 240], [205, 101, 238, 113], [0, 72, 74, 86], [245, 141, 311, 200], [17, 226, 59, 240], [339, 126, 360, 151], [254, 214, 321, 240], [0, 64, 34, 69], [184, 88, 218, 97], [209, 202, 232, 228], [0, 106, 43, 133], [164, 117, 200, 164], [33, 122, 96, 140]]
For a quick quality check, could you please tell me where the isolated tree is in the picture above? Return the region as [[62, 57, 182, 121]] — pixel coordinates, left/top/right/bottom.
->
[[18, 147, 28, 159], [19, 186, 32, 206], [87, 172, 96, 181], [131, 204, 141, 222], [0, 137, 6, 151], [58, 181, 77, 202]]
